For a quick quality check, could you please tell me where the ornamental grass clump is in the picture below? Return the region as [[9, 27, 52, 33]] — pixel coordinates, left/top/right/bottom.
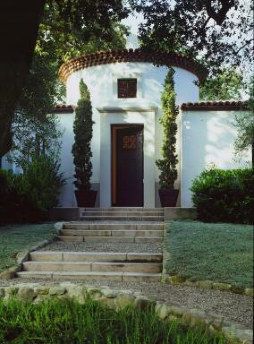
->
[[0, 298, 231, 344]]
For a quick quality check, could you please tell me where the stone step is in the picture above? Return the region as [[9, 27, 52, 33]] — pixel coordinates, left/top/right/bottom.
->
[[63, 223, 164, 230], [58, 235, 163, 243], [17, 271, 162, 282], [81, 211, 164, 217], [23, 261, 162, 273], [60, 229, 164, 238], [80, 216, 164, 221], [30, 251, 163, 262], [80, 208, 163, 212]]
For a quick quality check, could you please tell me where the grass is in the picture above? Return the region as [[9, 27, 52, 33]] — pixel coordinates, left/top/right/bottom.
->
[[165, 220, 253, 288], [0, 298, 234, 344], [0, 223, 56, 272]]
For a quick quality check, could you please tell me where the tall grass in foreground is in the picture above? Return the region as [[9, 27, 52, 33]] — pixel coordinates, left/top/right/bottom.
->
[[0, 298, 234, 344]]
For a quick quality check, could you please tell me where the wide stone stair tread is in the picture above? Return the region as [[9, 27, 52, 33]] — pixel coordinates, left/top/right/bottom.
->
[[30, 251, 162, 262], [60, 229, 164, 237], [80, 216, 164, 221], [63, 222, 164, 230], [17, 271, 162, 282], [58, 235, 163, 243], [23, 261, 162, 273]]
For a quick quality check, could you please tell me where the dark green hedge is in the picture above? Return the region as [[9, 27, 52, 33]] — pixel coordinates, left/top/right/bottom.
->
[[191, 168, 254, 224]]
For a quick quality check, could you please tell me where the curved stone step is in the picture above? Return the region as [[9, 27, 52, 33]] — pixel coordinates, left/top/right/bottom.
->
[[17, 271, 162, 282]]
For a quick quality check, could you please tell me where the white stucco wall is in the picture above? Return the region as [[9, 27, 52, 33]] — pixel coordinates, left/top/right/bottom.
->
[[181, 110, 252, 207], [58, 62, 199, 207], [55, 112, 77, 207]]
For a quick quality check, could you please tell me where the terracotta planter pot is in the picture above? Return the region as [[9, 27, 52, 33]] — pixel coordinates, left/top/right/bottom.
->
[[159, 189, 179, 207], [75, 190, 97, 207]]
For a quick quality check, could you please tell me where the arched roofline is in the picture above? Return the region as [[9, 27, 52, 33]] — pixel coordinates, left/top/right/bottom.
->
[[59, 49, 208, 83]]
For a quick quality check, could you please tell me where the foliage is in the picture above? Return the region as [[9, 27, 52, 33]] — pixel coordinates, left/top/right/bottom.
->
[[39, 1, 128, 64], [131, 0, 253, 76], [20, 155, 65, 211], [9, 113, 61, 170], [0, 298, 230, 344], [0, 0, 129, 160], [156, 68, 178, 189], [0, 170, 42, 224], [72, 80, 94, 192], [0, 223, 56, 272], [200, 69, 244, 100], [191, 168, 254, 224], [165, 220, 253, 288], [234, 79, 254, 164]]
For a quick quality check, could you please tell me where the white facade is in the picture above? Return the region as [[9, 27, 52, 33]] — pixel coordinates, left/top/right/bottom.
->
[[181, 110, 252, 207], [57, 61, 199, 207]]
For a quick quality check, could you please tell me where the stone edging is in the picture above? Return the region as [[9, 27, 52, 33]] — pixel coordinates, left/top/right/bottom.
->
[[0, 283, 252, 344], [162, 225, 253, 297], [0, 238, 57, 280], [161, 274, 254, 297]]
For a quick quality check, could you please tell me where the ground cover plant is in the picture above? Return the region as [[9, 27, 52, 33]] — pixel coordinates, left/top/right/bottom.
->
[[165, 220, 253, 288], [0, 223, 56, 272], [0, 298, 234, 344]]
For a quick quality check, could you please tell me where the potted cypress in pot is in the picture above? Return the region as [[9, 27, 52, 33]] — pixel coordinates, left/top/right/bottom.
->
[[72, 79, 97, 207], [156, 68, 179, 207]]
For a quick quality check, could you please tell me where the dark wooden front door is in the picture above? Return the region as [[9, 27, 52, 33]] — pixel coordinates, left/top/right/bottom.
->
[[112, 126, 144, 206]]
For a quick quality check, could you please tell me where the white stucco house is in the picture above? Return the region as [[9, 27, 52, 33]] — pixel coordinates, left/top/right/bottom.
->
[[39, 48, 249, 209]]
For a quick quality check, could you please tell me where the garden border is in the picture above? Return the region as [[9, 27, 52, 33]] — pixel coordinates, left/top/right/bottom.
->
[[0, 282, 252, 344]]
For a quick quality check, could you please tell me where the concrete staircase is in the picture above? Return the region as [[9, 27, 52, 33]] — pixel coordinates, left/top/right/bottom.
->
[[18, 208, 164, 282]]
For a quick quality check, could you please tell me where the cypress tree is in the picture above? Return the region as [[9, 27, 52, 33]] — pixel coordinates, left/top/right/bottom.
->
[[156, 68, 178, 189], [72, 79, 94, 192]]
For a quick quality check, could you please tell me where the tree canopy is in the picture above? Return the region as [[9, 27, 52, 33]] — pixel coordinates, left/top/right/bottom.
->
[[130, 0, 253, 77]]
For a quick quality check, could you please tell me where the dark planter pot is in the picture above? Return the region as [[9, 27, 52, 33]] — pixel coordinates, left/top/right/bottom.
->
[[75, 190, 97, 207], [159, 189, 179, 207]]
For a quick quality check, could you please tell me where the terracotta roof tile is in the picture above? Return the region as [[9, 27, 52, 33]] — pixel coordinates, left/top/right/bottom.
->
[[181, 100, 249, 111], [59, 49, 207, 83]]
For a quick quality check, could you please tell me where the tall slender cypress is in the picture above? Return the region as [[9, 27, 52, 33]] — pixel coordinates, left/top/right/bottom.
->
[[156, 68, 178, 189], [72, 79, 94, 192]]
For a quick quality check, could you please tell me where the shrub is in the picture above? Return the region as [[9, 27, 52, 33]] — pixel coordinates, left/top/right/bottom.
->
[[191, 168, 254, 224], [20, 155, 65, 211], [0, 170, 41, 224]]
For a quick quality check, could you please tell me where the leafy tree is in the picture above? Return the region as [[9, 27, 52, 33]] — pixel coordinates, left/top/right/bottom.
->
[[234, 80, 254, 166], [72, 80, 94, 192], [156, 68, 178, 189], [37, 0, 128, 64], [200, 69, 244, 100], [0, 0, 129, 161], [130, 0, 253, 76]]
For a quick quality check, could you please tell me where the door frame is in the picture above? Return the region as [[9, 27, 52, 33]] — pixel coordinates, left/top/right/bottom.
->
[[111, 124, 144, 206]]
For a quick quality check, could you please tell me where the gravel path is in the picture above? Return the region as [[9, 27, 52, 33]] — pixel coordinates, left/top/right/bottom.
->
[[39, 241, 162, 253], [0, 278, 252, 328]]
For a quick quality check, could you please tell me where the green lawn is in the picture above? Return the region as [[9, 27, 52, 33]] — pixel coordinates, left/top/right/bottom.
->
[[165, 220, 253, 288], [0, 298, 231, 344], [0, 223, 56, 272]]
